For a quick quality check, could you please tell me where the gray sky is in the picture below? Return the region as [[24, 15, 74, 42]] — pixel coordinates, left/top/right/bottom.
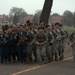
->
[[0, 0, 75, 15]]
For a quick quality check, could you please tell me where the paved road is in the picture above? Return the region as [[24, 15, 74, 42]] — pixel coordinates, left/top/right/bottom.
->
[[17, 57, 75, 75], [0, 46, 74, 75]]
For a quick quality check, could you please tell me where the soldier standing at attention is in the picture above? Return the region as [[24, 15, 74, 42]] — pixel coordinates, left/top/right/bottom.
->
[[45, 25, 54, 62], [59, 24, 68, 60], [27, 23, 34, 62], [51, 24, 59, 61], [32, 23, 38, 62], [24, 25, 32, 63], [54, 23, 63, 61], [6, 27, 13, 63], [12, 25, 19, 62], [18, 25, 27, 63], [35, 27, 47, 63]]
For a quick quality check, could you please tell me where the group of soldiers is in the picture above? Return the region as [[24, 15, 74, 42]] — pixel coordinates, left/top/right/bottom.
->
[[0, 20, 74, 64]]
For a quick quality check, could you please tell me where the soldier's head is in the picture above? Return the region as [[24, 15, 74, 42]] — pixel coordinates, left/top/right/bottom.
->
[[39, 21, 45, 26], [25, 25, 29, 31], [28, 23, 33, 30], [55, 22, 60, 29], [2, 25, 8, 32], [12, 24, 17, 30], [59, 24, 63, 29], [45, 25, 50, 30], [26, 20, 31, 26], [7, 26, 12, 33], [44, 25, 48, 32], [51, 24, 56, 29], [38, 27, 44, 33], [0, 29, 4, 35], [19, 25, 24, 31], [34, 23, 38, 29]]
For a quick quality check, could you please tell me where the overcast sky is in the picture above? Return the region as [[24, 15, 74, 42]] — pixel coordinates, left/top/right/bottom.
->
[[0, 0, 75, 15]]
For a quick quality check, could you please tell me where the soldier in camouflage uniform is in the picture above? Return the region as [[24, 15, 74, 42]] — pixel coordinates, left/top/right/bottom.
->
[[32, 23, 39, 61], [70, 31, 75, 61], [59, 24, 68, 60], [54, 23, 63, 61], [51, 24, 59, 61], [35, 27, 47, 63], [26, 23, 34, 62], [45, 25, 54, 62]]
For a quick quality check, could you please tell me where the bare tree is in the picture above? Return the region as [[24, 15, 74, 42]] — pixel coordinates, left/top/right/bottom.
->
[[40, 0, 53, 25]]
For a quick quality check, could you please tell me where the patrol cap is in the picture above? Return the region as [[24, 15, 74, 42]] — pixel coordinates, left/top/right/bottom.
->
[[55, 22, 60, 26], [26, 20, 30, 24]]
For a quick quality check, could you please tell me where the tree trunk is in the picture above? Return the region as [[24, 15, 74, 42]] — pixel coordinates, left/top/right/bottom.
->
[[40, 0, 53, 25]]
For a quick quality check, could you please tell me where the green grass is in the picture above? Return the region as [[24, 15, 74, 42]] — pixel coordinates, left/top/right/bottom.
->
[[65, 27, 75, 34]]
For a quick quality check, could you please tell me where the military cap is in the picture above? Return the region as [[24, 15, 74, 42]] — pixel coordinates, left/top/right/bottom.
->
[[55, 22, 60, 25]]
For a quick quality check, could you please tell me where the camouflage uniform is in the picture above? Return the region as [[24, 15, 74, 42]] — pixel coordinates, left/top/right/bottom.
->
[[32, 29, 38, 61], [26, 30, 34, 62], [70, 31, 75, 61], [55, 28, 63, 61], [35, 29, 47, 63], [46, 30, 54, 62], [52, 29, 59, 61], [59, 28, 68, 60]]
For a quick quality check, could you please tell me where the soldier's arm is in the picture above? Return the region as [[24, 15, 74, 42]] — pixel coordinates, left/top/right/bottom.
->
[[50, 32, 54, 44], [30, 32, 35, 45], [62, 29, 68, 38], [69, 32, 73, 42], [41, 34, 47, 45], [34, 34, 40, 45], [56, 32, 61, 40]]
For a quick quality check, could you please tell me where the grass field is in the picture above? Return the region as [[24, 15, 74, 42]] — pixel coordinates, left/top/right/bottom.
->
[[65, 27, 75, 34]]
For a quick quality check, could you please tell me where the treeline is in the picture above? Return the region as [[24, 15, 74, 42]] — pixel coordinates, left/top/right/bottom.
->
[[33, 10, 75, 27], [8, 7, 75, 27]]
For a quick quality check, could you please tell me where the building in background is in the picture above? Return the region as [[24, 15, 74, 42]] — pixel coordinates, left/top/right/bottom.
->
[[49, 15, 63, 24], [0, 14, 8, 25], [20, 15, 34, 24]]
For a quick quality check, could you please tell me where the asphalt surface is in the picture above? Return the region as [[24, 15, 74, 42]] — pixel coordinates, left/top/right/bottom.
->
[[17, 58, 75, 75], [0, 46, 74, 75]]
